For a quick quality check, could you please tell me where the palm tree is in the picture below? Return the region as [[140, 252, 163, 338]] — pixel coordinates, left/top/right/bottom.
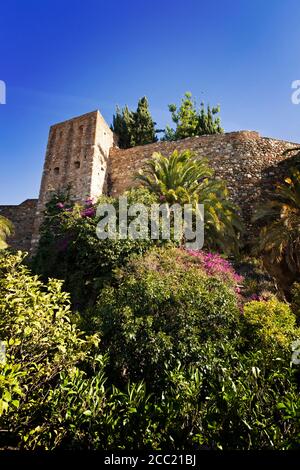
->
[[0, 215, 13, 249], [136, 150, 243, 254], [253, 169, 300, 277]]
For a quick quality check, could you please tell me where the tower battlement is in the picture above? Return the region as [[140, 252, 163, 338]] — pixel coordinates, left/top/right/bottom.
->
[[31, 110, 115, 250]]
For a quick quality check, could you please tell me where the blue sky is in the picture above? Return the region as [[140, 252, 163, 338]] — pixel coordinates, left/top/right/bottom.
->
[[0, 0, 300, 204]]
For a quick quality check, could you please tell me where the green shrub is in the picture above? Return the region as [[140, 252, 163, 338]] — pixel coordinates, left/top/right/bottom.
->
[[0, 251, 98, 446], [1, 251, 300, 450], [3, 352, 162, 450], [243, 299, 300, 350], [163, 346, 300, 450], [93, 247, 240, 389], [32, 188, 172, 311]]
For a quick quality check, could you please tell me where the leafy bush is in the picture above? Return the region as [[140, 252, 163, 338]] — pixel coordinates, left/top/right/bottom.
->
[[243, 299, 300, 350], [252, 169, 300, 294], [164, 346, 300, 450], [187, 249, 243, 292], [0, 251, 159, 450], [92, 247, 241, 389], [1, 250, 300, 450], [0, 251, 98, 446], [15, 353, 159, 450], [32, 188, 169, 311]]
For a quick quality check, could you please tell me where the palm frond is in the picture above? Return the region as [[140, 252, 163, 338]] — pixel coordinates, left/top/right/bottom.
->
[[136, 150, 243, 253]]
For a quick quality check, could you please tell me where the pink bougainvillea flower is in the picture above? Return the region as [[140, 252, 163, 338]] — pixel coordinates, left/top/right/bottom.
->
[[81, 207, 96, 218], [186, 249, 243, 290]]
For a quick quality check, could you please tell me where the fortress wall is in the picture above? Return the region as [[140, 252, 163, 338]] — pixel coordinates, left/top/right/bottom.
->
[[30, 111, 114, 251], [0, 199, 37, 252], [109, 131, 299, 229], [2, 109, 299, 253]]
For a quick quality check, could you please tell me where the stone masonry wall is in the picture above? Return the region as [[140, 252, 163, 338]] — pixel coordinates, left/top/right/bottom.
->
[[0, 199, 37, 252], [109, 131, 300, 231], [2, 111, 300, 253], [31, 110, 114, 251]]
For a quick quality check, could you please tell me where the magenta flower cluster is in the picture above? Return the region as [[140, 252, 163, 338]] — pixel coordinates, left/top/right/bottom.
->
[[81, 207, 96, 218], [81, 198, 96, 217], [187, 249, 243, 287], [56, 198, 96, 218]]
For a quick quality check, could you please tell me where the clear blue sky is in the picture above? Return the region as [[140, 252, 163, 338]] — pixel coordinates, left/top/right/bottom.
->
[[1, 0, 300, 204]]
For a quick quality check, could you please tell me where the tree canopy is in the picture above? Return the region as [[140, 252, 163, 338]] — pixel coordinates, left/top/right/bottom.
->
[[164, 91, 224, 141], [111, 97, 158, 148]]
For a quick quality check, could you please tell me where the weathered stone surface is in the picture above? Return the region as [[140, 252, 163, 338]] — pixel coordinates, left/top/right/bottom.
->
[[0, 199, 37, 252], [31, 110, 114, 251], [109, 131, 299, 234]]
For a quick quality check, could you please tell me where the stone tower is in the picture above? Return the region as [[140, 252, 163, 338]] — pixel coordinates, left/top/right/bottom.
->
[[31, 110, 115, 251]]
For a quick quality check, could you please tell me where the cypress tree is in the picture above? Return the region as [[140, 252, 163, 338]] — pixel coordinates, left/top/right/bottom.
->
[[111, 105, 133, 149], [133, 97, 157, 146], [111, 97, 157, 148]]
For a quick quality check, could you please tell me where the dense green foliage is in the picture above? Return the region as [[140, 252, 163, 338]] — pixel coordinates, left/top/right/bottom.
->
[[0, 250, 98, 445], [2, 164, 300, 450], [255, 169, 300, 269], [136, 150, 243, 254], [32, 188, 167, 310], [243, 299, 300, 350], [253, 169, 300, 289], [0, 215, 13, 250], [111, 97, 158, 148], [164, 92, 223, 141], [1, 249, 300, 450], [91, 248, 241, 389], [111, 92, 223, 147]]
